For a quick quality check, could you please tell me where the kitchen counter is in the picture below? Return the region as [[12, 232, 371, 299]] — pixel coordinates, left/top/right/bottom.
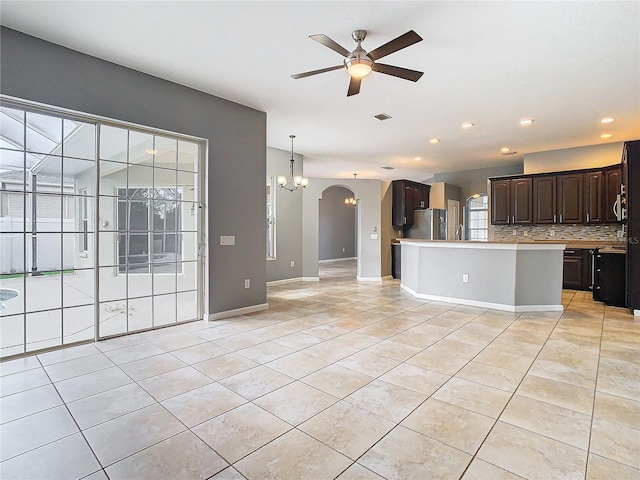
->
[[398, 239, 564, 312]]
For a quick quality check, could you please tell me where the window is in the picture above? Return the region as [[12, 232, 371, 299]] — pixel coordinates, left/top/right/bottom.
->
[[267, 176, 275, 259], [466, 194, 489, 241]]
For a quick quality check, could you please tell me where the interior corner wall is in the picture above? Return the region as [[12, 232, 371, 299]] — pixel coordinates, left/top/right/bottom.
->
[[0, 27, 267, 316], [524, 142, 624, 174], [303, 178, 383, 279], [318, 186, 356, 261], [380, 181, 394, 278], [266, 146, 303, 282]]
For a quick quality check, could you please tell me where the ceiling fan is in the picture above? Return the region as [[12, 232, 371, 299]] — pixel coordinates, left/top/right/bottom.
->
[[291, 29, 424, 97]]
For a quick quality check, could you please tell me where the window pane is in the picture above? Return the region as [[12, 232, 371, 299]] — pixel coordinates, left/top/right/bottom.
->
[[26, 271, 62, 312], [26, 309, 62, 352], [0, 233, 26, 275], [0, 313, 24, 358], [63, 304, 94, 344], [129, 131, 154, 166], [154, 136, 177, 170], [63, 268, 94, 308], [128, 296, 152, 332], [0, 106, 25, 150], [64, 120, 96, 160], [99, 266, 126, 302], [0, 150, 26, 191], [26, 112, 62, 155], [100, 125, 128, 162], [154, 294, 176, 326], [177, 290, 198, 322], [177, 140, 198, 172]]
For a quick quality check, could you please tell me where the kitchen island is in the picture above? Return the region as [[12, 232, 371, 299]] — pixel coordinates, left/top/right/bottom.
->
[[399, 239, 565, 312]]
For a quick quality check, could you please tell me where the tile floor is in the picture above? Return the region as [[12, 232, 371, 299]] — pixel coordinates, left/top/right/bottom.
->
[[0, 259, 639, 479]]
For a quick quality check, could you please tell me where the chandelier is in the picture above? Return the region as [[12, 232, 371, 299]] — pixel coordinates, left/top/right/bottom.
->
[[345, 173, 357, 205], [277, 135, 309, 192]]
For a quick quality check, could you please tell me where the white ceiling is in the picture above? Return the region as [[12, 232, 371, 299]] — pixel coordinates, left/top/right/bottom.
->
[[1, 1, 639, 181]]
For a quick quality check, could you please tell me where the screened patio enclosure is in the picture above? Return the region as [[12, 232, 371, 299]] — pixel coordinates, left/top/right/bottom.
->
[[0, 101, 204, 359]]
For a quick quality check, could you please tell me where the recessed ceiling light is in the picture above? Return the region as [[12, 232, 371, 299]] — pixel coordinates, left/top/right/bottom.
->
[[461, 122, 474, 129], [500, 147, 511, 153], [601, 133, 613, 139], [414, 157, 421, 161], [520, 118, 534, 126], [600, 117, 615, 124], [145, 148, 159, 155], [429, 138, 440, 144]]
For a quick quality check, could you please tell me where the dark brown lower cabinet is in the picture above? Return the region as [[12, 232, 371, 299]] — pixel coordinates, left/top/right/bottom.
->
[[563, 249, 593, 291], [391, 244, 401, 279]]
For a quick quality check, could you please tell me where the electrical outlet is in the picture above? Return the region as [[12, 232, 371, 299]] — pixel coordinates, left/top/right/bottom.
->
[[290, 260, 295, 267], [512, 230, 517, 236], [462, 274, 469, 283], [244, 279, 250, 288]]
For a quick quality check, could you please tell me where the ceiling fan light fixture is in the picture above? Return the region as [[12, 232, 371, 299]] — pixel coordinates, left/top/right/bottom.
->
[[345, 57, 373, 78]]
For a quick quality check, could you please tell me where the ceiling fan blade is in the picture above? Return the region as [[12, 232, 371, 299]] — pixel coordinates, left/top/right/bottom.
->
[[347, 77, 362, 97], [309, 34, 351, 57], [368, 30, 423, 61], [372, 63, 424, 82], [291, 65, 344, 79]]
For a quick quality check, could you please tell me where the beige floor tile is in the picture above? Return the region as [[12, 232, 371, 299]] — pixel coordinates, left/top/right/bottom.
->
[[170, 342, 230, 364], [500, 394, 592, 450], [0, 433, 101, 480], [118, 352, 186, 381], [272, 332, 324, 350], [473, 347, 536, 373], [529, 357, 597, 389], [407, 348, 470, 375], [299, 400, 395, 459], [193, 402, 290, 463], [456, 360, 525, 392], [0, 384, 62, 424], [161, 382, 247, 427], [43, 353, 115, 382], [432, 377, 511, 418], [589, 418, 640, 469], [253, 381, 337, 425], [486, 336, 544, 356], [332, 332, 382, 350], [478, 421, 587, 479], [597, 357, 640, 400], [364, 339, 422, 361], [303, 323, 352, 340], [0, 405, 79, 462], [83, 403, 185, 467], [218, 365, 293, 400], [586, 453, 640, 480], [378, 363, 449, 396], [303, 340, 360, 362], [359, 425, 471, 479], [192, 352, 259, 380], [53, 366, 133, 403], [147, 332, 207, 352], [337, 351, 400, 377], [593, 391, 640, 429], [236, 340, 296, 363], [388, 330, 441, 349], [105, 430, 227, 480], [265, 351, 330, 378], [67, 383, 155, 429], [102, 342, 166, 365], [445, 330, 497, 348], [137, 366, 213, 401], [37, 343, 102, 366], [462, 458, 525, 479], [210, 466, 245, 479], [234, 428, 352, 480], [0, 356, 41, 378], [302, 364, 374, 398], [406, 322, 453, 338], [343, 379, 426, 422], [336, 463, 385, 479], [516, 374, 594, 415], [497, 329, 550, 346], [212, 333, 265, 351], [402, 398, 495, 454]]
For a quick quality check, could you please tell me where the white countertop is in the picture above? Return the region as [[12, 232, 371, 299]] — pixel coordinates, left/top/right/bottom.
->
[[398, 239, 566, 251]]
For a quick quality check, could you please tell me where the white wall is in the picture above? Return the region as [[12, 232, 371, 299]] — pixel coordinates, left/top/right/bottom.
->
[[524, 142, 624, 174]]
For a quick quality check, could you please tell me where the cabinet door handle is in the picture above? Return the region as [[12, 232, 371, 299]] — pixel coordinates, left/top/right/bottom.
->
[[404, 216, 407, 224], [553, 214, 556, 223], [559, 214, 563, 223], [586, 213, 590, 223]]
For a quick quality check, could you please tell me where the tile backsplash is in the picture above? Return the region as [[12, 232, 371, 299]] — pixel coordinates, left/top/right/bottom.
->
[[493, 224, 626, 242]]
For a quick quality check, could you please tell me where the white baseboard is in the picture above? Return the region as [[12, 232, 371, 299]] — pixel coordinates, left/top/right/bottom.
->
[[207, 303, 268, 321], [267, 277, 303, 286], [635, 309, 640, 317], [357, 276, 384, 282], [400, 284, 563, 313], [302, 277, 320, 282]]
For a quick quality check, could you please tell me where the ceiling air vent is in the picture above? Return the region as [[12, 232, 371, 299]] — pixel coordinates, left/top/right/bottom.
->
[[381, 166, 394, 170], [374, 113, 392, 121]]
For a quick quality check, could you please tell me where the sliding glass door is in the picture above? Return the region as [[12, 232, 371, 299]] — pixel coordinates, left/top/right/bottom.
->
[[0, 100, 203, 358]]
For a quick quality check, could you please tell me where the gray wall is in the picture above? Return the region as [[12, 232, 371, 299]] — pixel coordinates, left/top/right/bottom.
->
[[426, 163, 524, 202], [0, 27, 267, 316], [319, 186, 356, 261], [266, 146, 303, 282]]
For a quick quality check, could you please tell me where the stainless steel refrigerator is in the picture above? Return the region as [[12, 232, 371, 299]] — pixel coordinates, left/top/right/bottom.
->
[[405, 208, 448, 240]]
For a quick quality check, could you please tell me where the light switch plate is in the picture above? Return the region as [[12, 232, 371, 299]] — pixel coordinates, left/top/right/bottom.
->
[[370, 234, 378, 240], [220, 235, 235, 245]]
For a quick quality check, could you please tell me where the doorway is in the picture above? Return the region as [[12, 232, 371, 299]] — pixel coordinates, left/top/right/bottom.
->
[[318, 186, 357, 279]]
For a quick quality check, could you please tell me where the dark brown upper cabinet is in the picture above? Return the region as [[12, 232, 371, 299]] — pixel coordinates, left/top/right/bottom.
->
[[584, 171, 603, 223], [490, 178, 532, 225], [533, 176, 557, 224], [557, 173, 583, 224], [603, 166, 622, 223], [392, 180, 430, 226]]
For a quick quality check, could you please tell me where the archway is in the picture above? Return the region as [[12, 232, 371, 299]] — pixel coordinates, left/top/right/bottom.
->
[[318, 185, 358, 279]]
